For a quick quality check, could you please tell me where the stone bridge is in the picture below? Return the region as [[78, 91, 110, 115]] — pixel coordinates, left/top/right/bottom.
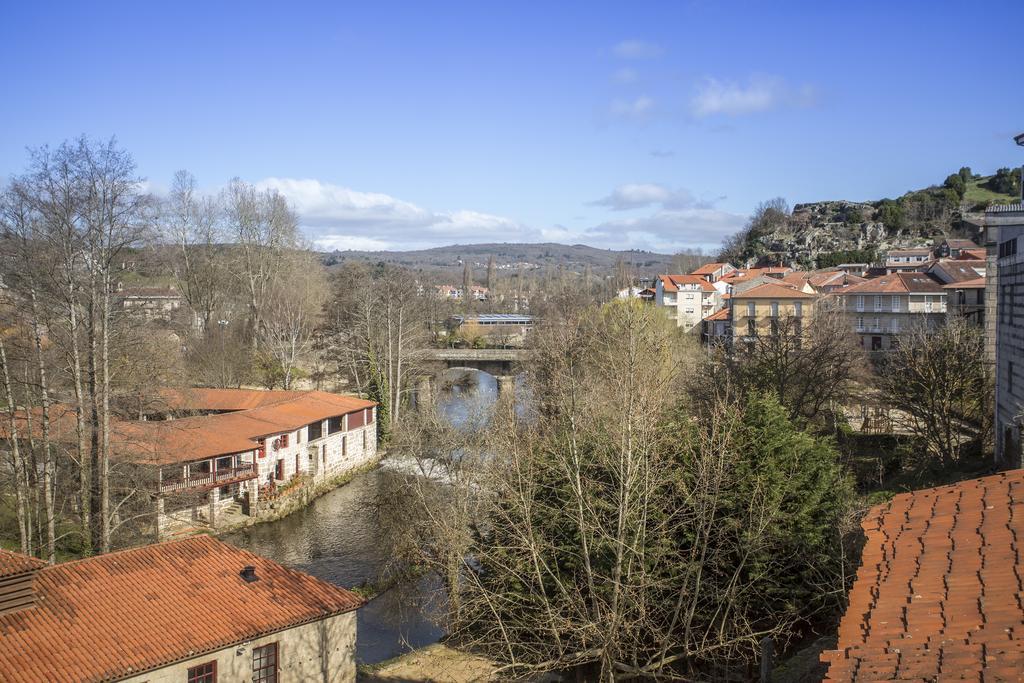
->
[[418, 348, 530, 401]]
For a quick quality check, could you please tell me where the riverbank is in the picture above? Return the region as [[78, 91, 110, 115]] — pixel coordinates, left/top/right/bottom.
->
[[357, 644, 499, 683], [209, 454, 384, 537]]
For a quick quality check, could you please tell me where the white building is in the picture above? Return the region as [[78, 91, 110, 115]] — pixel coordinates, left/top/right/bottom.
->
[[127, 389, 379, 535], [654, 274, 721, 332], [837, 272, 947, 351]]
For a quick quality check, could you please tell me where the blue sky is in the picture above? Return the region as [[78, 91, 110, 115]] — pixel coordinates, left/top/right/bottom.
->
[[2, 1, 1023, 253]]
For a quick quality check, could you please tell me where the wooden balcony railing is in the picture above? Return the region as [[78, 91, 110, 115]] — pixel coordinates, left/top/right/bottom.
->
[[160, 463, 258, 493]]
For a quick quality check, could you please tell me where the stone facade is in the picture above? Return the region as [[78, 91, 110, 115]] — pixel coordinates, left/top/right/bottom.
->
[[123, 611, 357, 683], [991, 206, 1024, 466]]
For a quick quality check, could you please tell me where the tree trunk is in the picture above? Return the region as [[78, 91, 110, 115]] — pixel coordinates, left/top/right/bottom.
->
[[28, 288, 56, 562], [0, 332, 30, 554]]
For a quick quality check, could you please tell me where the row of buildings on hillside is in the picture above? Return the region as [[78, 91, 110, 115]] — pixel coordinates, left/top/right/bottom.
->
[[653, 236, 986, 352]]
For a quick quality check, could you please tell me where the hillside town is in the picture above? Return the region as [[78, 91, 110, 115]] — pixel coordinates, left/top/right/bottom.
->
[[3, 3, 1024, 682]]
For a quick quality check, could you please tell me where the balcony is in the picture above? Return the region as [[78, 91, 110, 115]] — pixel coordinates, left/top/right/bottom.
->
[[160, 463, 257, 493]]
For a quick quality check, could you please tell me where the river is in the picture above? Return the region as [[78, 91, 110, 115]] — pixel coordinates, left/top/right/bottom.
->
[[223, 371, 499, 665]]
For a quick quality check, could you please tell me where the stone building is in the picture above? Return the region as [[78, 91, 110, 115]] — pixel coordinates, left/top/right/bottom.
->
[[0, 535, 363, 682], [729, 282, 817, 348], [989, 203, 1024, 466], [137, 389, 379, 536]]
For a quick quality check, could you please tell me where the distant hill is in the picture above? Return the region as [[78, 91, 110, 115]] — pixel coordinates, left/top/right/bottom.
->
[[720, 168, 1021, 268], [320, 242, 682, 276]]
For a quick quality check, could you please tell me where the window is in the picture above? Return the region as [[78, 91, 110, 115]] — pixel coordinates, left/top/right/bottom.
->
[[274, 459, 284, 480], [924, 295, 933, 313], [856, 316, 864, 331], [747, 302, 755, 317], [362, 430, 367, 449], [856, 295, 864, 311], [874, 317, 880, 332], [308, 420, 323, 441], [891, 295, 900, 312], [794, 301, 803, 318], [770, 302, 779, 318], [327, 416, 343, 434], [769, 318, 779, 336], [999, 237, 1018, 259], [342, 436, 347, 457], [279, 433, 289, 448], [892, 317, 900, 333], [187, 661, 216, 683], [252, 643, 278, 683], [874, 295, 882, 312]]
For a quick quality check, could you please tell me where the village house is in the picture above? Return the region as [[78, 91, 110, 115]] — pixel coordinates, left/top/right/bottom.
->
[[135, 389, 378, 536], [0, 535, 363, 682], [729, 282, 816, 348], [837, 272, 947, 351], [654, 274, 721, 332], [821, 470, 1024, 680], [883, 247, 932, 273], [933, 236, 980, 258]]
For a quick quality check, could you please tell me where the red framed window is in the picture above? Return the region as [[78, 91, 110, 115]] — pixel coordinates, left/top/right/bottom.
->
[[252, 642, 278, 683], [187, 661, 216, 683], [280, 433, 289, 447]]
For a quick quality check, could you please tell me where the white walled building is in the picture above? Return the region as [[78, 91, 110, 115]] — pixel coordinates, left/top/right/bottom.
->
[[126, 389, 379, 535], [655, 274, 721, 332]]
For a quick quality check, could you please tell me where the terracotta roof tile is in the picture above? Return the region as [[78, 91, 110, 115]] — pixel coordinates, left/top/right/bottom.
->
[[703, 307, 730, 321], [822, 470, 1024, 681], [0, 549, 46, 580], [729, 282, 816, 299], [690, 262, 732, 276], [0, 536, 363, 683]]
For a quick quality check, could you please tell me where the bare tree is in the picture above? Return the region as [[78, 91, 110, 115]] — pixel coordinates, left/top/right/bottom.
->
[[163, 170, 230, 335], [879, 317, 992, 465], [224, 179, 298, 346], [260, 251, 328, 389]]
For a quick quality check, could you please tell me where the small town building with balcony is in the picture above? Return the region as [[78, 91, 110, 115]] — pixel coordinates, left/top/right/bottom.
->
[[837, 272, 947, 351], [133, 389, 378, 536], [654, 274, 721, 332], [728, 282, 816, 348]]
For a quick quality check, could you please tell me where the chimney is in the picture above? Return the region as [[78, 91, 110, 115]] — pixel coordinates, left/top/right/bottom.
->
[[240, 565, 258, 583]]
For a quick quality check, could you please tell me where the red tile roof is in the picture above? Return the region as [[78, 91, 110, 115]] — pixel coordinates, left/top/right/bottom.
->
[[0, 536, 363, 683], [690, 262, 732, 276], [943, 277, 986, 289], [703, 307, 731, 322], [822, 471, 1024, 681], [729, 282, 816, 299], [0, 549, 46, 580], [659, 274, 717, 293], [158, 387, 308, 412], [119, 391, 377, 465], [840, 272, 946, 295]]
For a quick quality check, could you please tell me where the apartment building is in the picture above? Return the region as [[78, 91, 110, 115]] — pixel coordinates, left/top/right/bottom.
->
[[654, 274, 720, 332], [837, 273, 947, 351], [730, 282, 816, 346], [990, 203, 1024, 465]]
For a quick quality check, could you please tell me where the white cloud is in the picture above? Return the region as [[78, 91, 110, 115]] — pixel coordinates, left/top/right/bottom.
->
[[585, 208, 748, 252], [612, 40, 663, 59], [610, 95, 655, 120], [690, 75, 817, 118], [611, 67, 639, 84], [590, 183, 718, 211], [255, 177, 531, 251]]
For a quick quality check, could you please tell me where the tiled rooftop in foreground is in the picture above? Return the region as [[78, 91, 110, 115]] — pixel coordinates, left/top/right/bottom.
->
[[822, 470, 1024, 681], [0, 536, 363, 683]]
